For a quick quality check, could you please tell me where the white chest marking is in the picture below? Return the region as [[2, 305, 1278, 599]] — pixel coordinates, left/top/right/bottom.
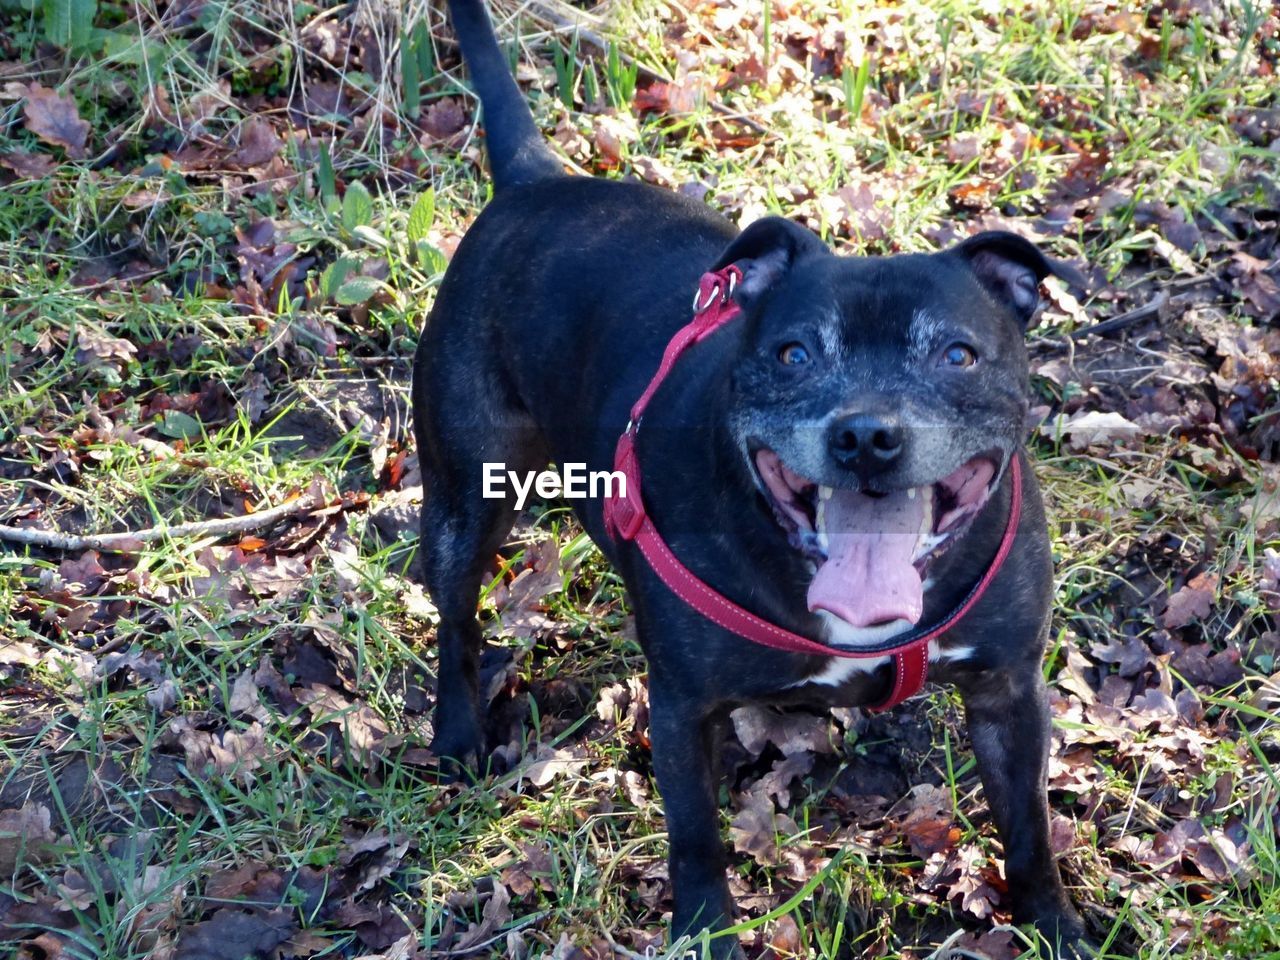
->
[[789, 612, 975, 689]]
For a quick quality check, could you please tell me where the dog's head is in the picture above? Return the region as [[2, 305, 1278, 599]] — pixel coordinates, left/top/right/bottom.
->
[[715, 217, 1080, 646]]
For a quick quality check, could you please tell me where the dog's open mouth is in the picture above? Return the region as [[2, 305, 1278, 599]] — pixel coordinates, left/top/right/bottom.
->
[[753, 447, 1001, 630]]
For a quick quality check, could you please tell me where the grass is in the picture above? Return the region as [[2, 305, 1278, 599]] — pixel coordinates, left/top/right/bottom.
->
[[2, 0, 1279, 957]]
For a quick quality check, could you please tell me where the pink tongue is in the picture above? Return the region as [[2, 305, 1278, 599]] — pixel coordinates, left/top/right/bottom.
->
[[807, 487, 925, 628]]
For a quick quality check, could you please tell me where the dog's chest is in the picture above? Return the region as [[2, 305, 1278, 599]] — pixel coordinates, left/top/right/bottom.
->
[[782, 582, 975, 693], [788, 638, 974, 691]]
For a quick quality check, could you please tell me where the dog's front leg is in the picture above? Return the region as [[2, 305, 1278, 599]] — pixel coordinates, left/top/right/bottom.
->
[[648, 680, 739, 958], [959, 664, 1086, 955]]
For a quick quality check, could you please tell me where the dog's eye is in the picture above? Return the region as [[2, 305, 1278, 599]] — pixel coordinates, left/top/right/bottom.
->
[[941, 343, 977, 368], [778, 342, 811, 366]]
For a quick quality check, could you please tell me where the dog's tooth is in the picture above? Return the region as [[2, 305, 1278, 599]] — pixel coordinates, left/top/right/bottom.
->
[[815, 493, 826, 535], [914, 490, 936, 561], [819, 485, 833, 501], [907, 487, 915, 500]]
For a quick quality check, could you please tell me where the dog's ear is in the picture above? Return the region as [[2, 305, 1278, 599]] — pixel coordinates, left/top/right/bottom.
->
[[712, 216, 826, 309], [954, 231, 1085, 327]]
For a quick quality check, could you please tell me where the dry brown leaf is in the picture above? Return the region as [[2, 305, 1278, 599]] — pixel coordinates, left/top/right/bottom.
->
[[731, 705, 833, 757], [230, 119, 282, 169], [147, 678, 180, 713], [888, 782, 952, 822], [945, 929, 1024, 960], [353, 932, 418, 960], [0, 638, 41, 666], [23, 932, 70, 959], [754, 752, 814, 807], [296, 684, 388, 757], [330, 900, 415, 951], [22, 84, 90, 159], [227, 670, 267, 719], [942, 845, 1003, 919], [58, 552, 107, 592], [1229, 252, 1280, 318], [422, 98, 468, 143], [75, 326, 138, 368], [494, 538, 563, 638], [452, 882, 512, 952], [340, 831, 411, 894], [203, 862, 277, 902], [1090, 633, 1155, 679], [1041, 409, 1142, 451], [729, 789, 780, 866], [818, 179, 893, 242], [207, 722, 269, 778], [946, 131, 985, 164], [172, 906, 296, 960], [1162, 572, 1219, 629], [0, 149, 58, 179], [903, 817, 960, 859], [522, 743, 587, 787], [0, 803, 56, 874], [761, 914, 802, 957], [728, 788, 799, 868], [630, 155, 677, 187]]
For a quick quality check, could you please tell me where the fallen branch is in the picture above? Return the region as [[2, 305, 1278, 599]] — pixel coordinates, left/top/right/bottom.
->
[[0, 494, 321, 553], [1067, 289, 1169, 341]]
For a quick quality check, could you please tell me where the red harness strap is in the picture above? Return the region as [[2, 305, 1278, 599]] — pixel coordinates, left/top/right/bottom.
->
[[603, 266, 1023, 711]]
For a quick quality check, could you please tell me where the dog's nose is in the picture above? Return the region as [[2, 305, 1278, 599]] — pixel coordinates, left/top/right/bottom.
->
[[828, 412, 904, 474]]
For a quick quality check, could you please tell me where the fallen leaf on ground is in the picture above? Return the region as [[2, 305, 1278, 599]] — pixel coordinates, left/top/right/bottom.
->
[[731, 705, 833, 757], [903, 816, 960, 859], [0, 803, 56, 873], [1041, 410, 1142, 450], [172, 906, 296, 960], [451, 882, 512, 952], [1162, 573, 1219, 629], [944, 928, 1024, 960], [521, 743, 587, 787], [729, 787, 800, 868], [0, 149, 58, 178], [353, 932, 419, 960], [22, 84, 90, 159], [339, 831, 411, 894], [761, 914, 802, 957], [494, 538, 563, 638], [421, 98, 468, 142], [230, 119, 282, 169]]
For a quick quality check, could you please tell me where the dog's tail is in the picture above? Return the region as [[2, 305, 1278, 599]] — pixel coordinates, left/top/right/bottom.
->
[[445, 0, 563, 191]]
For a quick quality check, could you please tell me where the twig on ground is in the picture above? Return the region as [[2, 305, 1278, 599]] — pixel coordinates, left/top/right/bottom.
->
[[436, 911, 549, 957], [1067, 289, 1170, 340], [1036, 290, 1171, 352], [0, 494, 322, 553]]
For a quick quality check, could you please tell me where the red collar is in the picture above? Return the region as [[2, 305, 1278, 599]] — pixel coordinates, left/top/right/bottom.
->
[[603, 266, 1023, 711]]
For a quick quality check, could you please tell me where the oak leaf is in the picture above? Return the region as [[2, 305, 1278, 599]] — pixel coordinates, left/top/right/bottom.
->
[[22, 84, 90, 159], [1162, 572, 1218, 629]]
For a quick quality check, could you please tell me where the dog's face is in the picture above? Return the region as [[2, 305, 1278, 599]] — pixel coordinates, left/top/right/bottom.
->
[[719, 219, 1074, 644]]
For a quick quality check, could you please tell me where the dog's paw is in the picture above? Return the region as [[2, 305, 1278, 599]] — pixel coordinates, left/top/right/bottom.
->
[[670, 934, 744, 960], [1030, 910, 1093, 959], [428, 726, 484, 781]]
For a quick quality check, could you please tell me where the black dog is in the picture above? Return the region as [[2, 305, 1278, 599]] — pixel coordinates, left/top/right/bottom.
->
[[414, 1, 1087, 955]]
